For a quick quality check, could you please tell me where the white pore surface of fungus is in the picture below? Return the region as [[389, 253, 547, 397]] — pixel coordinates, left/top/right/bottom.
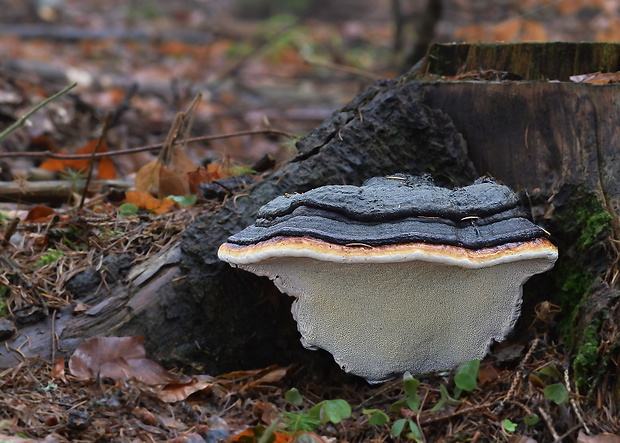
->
[[219, 239, 558, 383]]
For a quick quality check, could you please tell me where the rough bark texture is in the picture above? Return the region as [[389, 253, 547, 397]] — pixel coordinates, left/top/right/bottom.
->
[[2, 44, 618, 399], [0, 79, 478, 371]]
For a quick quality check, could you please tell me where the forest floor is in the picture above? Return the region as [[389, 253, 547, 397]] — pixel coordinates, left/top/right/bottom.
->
[[1, 0, 620, 441]]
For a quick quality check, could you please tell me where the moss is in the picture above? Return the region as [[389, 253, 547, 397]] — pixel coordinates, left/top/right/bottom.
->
[[554, 263, 592, 337], [551, 189, 612, 331], [554, 190, 612, 252], [573, 322, 601, 393]]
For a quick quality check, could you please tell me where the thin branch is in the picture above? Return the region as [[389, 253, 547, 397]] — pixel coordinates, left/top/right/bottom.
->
[[78, 114, 111, 210], [0, 83, 77, 140], [0, 129, 298, 160]]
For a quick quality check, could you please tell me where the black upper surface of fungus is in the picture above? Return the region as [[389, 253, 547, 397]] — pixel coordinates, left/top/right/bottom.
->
[[226, 174, 549, 249]]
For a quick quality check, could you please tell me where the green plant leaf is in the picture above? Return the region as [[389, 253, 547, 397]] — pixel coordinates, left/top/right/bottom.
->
[[167, 194, 197, 207], [544, 383, 569, 405], [280, 411, 320, 433], [403, 377, 420, 395], [391, 418, 407, 437], [406, 419, 424, 442], [406, 393, 421, 413], [285, 387, 303, 406], [430, 384, 461, 412], [454, 360, 480, 392], [502, 419, 517, 433], [524, 413, 540, 426], [390, 398, 406, 413], [308, 399, 351, 425], [363, 409, 389, 426], [118, 203, 139, 217], [538, 366, 561, 379]]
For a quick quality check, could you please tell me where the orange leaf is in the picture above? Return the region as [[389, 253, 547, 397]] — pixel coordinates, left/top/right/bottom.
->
[[124, 190, 176, 214], [231, 428, 292, 443], [39, 139, 117, 179], [187, 164, 229, 194], [25, 205, 55, 223], [51, 356, 66, 381]]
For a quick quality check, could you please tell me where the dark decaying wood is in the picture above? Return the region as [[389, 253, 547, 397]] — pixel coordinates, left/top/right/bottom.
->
[[1, 43, 618, 397], [0, 79, 477, 370]]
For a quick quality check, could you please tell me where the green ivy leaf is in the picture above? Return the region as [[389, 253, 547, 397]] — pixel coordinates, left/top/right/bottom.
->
[[363, 409, 389, 426], [391, 418, 407, 437], [285, 387, 303, 406], [502, 419, 517, 433], [524, 413, 540, 426], [544, 383, 569, 405], [454, 360, 480, 392]]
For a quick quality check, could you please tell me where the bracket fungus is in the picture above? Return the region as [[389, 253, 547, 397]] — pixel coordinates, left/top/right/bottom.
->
[[218, 175, 558, 383]]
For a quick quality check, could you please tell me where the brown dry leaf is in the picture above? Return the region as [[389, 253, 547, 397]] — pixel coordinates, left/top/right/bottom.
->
[[132, 407, 160, 426], [577, 431, 620, 443], [24, 205, 55, 223], [233, 366, 288, 392], [158, 149, 196, 197], [135, 94, 201, 198], [135, 160, 161, 195], [187, 164, 229, 194], [570, 72, 620, 84], [155, 374, 215, 403], [69, 336, 176, 385], [252, 401, 279, 425], [51, 356, 66, 381]]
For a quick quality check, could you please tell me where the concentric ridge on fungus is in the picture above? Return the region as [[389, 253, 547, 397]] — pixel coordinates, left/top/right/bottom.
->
[[218, 174, 559, 383]]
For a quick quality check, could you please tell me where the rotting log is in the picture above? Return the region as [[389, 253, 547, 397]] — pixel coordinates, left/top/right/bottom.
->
[[1, 43, 619, 400], [0, 78, 477, 372]]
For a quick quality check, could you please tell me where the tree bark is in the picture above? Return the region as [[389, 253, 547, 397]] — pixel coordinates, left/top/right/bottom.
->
[[1, 43, 618, 399], [0, 78, 477, 371]]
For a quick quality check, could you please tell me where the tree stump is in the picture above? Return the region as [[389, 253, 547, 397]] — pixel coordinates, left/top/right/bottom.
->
[[1, 43, 619, 401]]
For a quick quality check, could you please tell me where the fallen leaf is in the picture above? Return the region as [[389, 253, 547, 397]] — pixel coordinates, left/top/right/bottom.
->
[[570, 72, 620, 84], [51, 356, 66, 381], [39, 139, 117, 179], [155, 375, 215, 403], [240, 367, 288, 392], [187, 164, 229, 194], [135, 95, 201, 198], [577, 431, 620, 443], [124, 190, 176, 214], [25, 205, 55, 223], [69, 336, 176, 384], [132, 407, 159, 426], [232, 427, 292, 443]]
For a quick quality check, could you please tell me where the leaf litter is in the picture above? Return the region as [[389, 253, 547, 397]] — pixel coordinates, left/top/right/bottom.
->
[[2, 1, 620, 441]]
